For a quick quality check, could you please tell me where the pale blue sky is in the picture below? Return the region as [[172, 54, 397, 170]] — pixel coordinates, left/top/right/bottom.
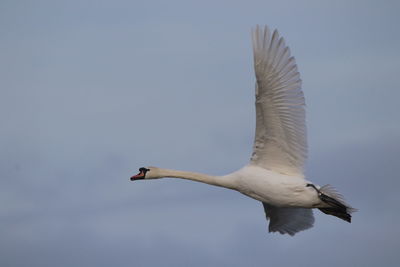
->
[[1, 0, 400, 266]]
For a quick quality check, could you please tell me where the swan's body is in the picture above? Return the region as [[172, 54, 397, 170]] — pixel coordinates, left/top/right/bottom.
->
[[131, 25, 355, 236], [228, 165, 319, 208]]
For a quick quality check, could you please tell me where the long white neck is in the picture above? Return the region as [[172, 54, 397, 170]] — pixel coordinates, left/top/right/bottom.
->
[[157, 168, 235, 190]]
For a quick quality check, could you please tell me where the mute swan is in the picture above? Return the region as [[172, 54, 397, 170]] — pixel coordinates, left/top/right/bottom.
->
[[131, 25, 355, 236]]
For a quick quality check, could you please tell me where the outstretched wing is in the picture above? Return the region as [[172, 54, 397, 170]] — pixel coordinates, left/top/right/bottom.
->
[[262, 202, 314, 236], [251, 25, 307, 176]]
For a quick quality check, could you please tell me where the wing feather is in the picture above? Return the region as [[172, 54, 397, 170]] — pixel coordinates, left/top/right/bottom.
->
[[262, 202, 314, 236], [250, 25, 307, 176]]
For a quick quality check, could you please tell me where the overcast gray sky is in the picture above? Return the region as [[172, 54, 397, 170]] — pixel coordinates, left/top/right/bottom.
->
[[1, 0, 400, 266]]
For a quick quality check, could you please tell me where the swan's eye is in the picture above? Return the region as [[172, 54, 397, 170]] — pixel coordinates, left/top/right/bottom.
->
[[139, 167, 150, 173]]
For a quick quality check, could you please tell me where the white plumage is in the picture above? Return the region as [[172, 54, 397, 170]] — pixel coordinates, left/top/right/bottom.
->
[[251, 25, 306, 177], [131, 25, 355, 236]]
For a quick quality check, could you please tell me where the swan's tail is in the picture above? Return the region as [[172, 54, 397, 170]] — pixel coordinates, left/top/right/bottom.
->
[[317, 185, 357, 223]]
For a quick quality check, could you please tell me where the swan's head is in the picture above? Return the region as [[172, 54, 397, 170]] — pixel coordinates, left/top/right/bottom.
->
[[130, 166, 162, 181]]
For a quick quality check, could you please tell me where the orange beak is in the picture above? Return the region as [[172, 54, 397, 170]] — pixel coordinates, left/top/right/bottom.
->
[[130, 170, 145, 181]]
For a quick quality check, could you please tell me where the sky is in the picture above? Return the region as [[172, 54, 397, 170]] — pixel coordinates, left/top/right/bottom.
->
[[1, 0, 400, 266]]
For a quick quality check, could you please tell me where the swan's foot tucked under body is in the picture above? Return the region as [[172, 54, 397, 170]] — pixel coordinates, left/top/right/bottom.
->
[[306, 183, 353, 223]]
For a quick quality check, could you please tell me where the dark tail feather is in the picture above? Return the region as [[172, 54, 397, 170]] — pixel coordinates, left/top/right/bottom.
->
[[319, 207, 351, 223], [317, 185, 356, 223]]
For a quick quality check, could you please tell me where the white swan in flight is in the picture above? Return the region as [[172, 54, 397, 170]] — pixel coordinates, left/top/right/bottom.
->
[[131, 25, 355, 236]]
